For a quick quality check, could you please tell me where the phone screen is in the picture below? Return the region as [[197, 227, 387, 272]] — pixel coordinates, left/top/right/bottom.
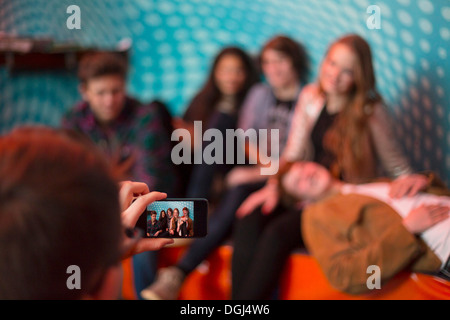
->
[[138, 198, 208, 238]]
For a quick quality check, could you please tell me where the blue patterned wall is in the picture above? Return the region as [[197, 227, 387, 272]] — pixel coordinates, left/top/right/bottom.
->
[[0, 0, 449, 185]]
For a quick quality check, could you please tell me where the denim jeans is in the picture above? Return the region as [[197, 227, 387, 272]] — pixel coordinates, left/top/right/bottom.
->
[[231, 205, 304, 300]]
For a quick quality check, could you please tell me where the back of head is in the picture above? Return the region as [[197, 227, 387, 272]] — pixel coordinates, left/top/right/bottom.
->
[[0, 126, 122, 299]]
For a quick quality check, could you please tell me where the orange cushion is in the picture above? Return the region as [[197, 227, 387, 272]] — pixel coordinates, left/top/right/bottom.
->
[[123, 245, 450, 300]]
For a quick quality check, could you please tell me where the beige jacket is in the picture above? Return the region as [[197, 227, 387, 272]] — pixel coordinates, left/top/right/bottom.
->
[[302, 193, 442, 295]]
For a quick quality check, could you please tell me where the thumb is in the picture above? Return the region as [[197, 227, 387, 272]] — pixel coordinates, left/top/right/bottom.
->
[[262, 194, 278, 215]]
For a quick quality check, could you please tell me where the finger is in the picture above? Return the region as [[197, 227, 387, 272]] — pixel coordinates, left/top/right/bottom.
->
[[237, 190, 266, 219], [407, 182, 423, 198], [236, 195, 259, 219], [119, 181, 150, 211], [427, 204, 448, 213], [431, 211, 449, 225], [398, 181, 413, 198], [122, 192, 167, 227], [389, 181, 402, 198], [119, 181, 150, 197], [430, 206, 450, 217], [393, 181, 412, 199], [388, 179, 401, 198], [262, 194, 278, 215]]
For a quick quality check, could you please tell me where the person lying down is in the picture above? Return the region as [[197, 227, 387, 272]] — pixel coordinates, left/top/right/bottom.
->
[[281, 161, 449, 294]]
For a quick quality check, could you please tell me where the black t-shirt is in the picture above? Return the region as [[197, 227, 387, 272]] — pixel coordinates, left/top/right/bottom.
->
[[310, 105, 338, 169], [267, 98, 296, 152]]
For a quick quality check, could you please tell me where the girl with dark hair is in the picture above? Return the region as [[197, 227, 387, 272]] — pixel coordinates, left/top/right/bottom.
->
[[226, 35, 309, 188], [158, 210, 170, 237], [166, 208, 173, 224], [182, 46, 259, 127], [174, 46, 259, 200]]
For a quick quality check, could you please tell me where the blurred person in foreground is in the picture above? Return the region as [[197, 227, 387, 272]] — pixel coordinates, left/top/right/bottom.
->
[[0, 127, 173, 299], [62, 52, 180, 298]]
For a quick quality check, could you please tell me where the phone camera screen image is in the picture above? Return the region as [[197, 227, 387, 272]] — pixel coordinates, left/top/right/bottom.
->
[[138, 199, 208, 238]]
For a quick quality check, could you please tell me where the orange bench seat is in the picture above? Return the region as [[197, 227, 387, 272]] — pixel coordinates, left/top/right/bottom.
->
[[122, 244, 450, 300]]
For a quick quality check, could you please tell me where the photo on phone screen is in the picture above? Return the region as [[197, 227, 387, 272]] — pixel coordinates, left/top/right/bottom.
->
[[137, 198, 208, 238]]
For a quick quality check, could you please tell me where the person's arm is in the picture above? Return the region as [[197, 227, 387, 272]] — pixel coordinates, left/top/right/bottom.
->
[[236, 84, 324, 218], [135, 102, 178, 194], [402, 204, 449, 235], [154, 222, 162, 237], [281, 83, 322, 163], [368, 103, 430, 198], [235, 85, 261, 165], [368, 103, 413, 178], [189, 219, 194, 237], [169, 219, 175, 235], [119, 181, 174, 258], [235, 160, 295, 218]]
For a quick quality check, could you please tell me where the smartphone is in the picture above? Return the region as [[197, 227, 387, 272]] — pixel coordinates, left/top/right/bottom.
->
[[137, 198, 208, 238]]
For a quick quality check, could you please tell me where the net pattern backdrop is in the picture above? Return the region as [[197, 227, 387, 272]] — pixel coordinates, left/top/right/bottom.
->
[[0, 0, 448, 185]]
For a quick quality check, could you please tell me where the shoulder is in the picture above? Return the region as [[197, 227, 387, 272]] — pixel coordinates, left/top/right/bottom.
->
[[131, 98, 168, 125], [303, 193, 393, 237], [366, 101, 394, 125], [245, 83, 274, 100], [61, 100, 93, 128], [63, 100, 90, 118], [301, 82, 321, 95], [298, 82, 323, 104], [294, 82, 325, 117]]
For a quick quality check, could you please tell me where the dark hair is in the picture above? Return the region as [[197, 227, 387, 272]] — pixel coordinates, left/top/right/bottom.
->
[[0, 126, 122, 299], [150, 210, 157, 216], [78, 52, 128, 84], [183, 46, 258, 124], [260, 35, 309, 83], [159, 211, 168, 228]]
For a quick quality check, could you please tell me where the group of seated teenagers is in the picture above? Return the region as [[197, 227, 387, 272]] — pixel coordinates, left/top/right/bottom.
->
[[147, 208, 194, 238], [0, 32, 448, 300], [141, 33, 449, 300]]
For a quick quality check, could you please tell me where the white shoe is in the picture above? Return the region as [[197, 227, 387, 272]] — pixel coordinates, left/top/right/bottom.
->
[[140, 267, 185, 300]]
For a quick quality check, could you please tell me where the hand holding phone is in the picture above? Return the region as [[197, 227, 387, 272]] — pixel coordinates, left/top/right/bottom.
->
[[118, 182, 174, 257]]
